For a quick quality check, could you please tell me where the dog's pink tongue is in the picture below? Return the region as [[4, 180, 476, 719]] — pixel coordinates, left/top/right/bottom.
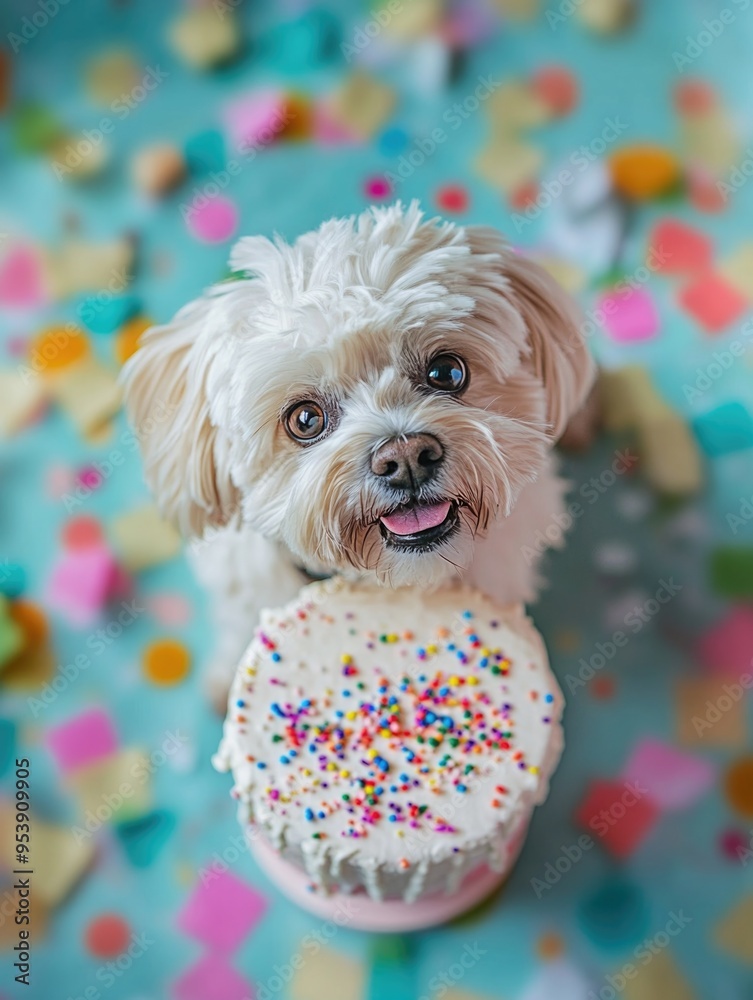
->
[[380, 501, 451, 536]]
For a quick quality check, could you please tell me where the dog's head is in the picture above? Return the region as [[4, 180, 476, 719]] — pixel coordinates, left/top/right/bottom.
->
[[123, 202, 594, 587]]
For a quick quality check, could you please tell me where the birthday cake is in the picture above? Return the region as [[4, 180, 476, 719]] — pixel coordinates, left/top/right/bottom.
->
[[213, 578, 564, 905]]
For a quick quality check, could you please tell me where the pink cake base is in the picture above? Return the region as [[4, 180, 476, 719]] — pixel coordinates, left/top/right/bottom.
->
[[250, 831, 524, 932]]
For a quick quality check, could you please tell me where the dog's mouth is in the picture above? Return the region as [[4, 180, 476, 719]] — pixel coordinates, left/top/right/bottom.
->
[[378, 500, 460, 551]]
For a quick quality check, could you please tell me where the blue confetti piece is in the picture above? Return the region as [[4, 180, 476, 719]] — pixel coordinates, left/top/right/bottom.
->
[[0, 718, 16, 777], [185, 129, 226, 174], [577, 878, 650, 951], [0, 563, 26, 599], [693, 402, 753, 456], [79, 293, 140, 335], [378, 126, 409, 156], [115, 810, 177, 868], [367, 936, 417, 1000]]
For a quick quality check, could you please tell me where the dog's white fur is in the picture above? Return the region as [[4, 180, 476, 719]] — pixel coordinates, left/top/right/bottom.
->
[[123, 202, 595, 698]]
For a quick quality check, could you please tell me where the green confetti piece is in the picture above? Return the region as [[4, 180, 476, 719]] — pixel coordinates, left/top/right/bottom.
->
[[709, 546, 753, 598], [11, 102, 63, 154]]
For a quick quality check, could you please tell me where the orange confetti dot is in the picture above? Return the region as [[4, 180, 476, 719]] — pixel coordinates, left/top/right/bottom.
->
[[9, 600, 48, 650], [555, 629, 581, 653], [590, 675, 616, 700], [279, 93, 313, 141], [85, 914, 131, 958], [536, 931, 564, 960], [62, 514, 104, 550], [143, 638, 191, 686], [725, 757, 753, 818], [674, 79, 717, 116], [531, 66, 579, 117], [509, 179, 539, 210], [115, 315, 152, 366], [608, 145, 681, 201], [30, 326, 89, 375]]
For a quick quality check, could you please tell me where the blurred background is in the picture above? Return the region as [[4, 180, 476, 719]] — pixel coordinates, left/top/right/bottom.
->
[[1, 0, 753, 997]]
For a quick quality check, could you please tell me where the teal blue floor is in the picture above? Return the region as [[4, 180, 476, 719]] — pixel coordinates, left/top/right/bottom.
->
[[1, 1, 753, 997]]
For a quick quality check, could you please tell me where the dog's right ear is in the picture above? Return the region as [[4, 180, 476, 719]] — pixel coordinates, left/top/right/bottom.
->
[[121, 293, 240, 538]]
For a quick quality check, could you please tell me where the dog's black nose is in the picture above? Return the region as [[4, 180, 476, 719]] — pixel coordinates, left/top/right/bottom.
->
[[371, 434, 444, 490]]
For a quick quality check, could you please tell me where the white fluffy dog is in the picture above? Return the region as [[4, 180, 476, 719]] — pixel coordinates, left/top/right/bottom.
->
[[123, 202, 595, 701]]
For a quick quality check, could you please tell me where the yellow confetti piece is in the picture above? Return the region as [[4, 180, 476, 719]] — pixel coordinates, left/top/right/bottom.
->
[[714, 894, 753, 963], [110, 504, 181, 572]]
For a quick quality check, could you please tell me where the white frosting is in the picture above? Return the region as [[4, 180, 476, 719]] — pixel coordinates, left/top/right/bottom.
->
[[214, 578, 564, 902]]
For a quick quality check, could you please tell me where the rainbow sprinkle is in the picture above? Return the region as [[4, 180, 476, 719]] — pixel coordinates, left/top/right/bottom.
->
[[237, 601, 555, 841]]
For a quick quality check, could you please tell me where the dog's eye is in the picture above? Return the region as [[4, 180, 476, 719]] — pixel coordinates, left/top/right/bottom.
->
[[285, 401, 327, 442], [426, 354, 467, 393]]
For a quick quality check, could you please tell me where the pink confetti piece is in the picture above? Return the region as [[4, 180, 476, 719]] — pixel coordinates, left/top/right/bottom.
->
[[312, 101, 360, 145], [147, 593, 192, 627], [45, 707, 119, 775], [363, 175, 392, 200], [47, 544, 128, 627], [6, 335, 30, 357], [719, 828, 749, 863], [0, 244, 48, 310], [699, 607, 753, 678], [76, 466, 104, 490], [176, 869, 267, 954], [597, 286, 660, 343], [223, 90, 286, 154], [173, 954, 254, 1000], [46, 464, 76, 500], [621, 737, 715, 811], [186, 196, 239, 244]]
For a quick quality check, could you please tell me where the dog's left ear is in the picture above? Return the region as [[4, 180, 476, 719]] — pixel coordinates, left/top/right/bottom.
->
[[467, 227, 596, 439]]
